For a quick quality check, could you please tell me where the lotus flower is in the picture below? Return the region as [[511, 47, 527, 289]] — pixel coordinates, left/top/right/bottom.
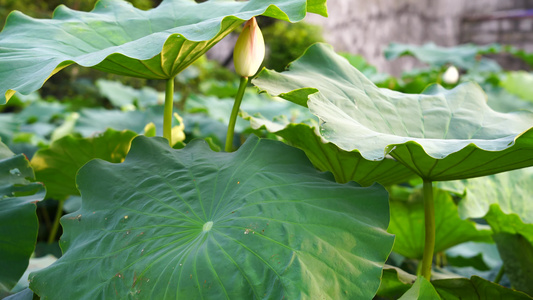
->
[[233, 17, 265, 78], [442, 65, 459, 84]]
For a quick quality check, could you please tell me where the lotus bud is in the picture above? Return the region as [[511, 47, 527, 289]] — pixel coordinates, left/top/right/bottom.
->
[[442, 65, 459, 84], [233, 17, 265, 78]]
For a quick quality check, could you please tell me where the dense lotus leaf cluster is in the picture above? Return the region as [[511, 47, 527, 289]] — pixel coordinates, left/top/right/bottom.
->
[[1, 0, 533, 299]]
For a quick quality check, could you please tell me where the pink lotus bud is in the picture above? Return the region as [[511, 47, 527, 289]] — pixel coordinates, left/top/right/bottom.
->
[[233, 17, 265, 78]]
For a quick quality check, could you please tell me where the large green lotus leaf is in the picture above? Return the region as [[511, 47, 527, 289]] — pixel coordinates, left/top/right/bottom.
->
[[339, 52, 390, 84], [501, 71, 533, 103], [3, 288, 35, 300], [31, 128, 137, 199], [243, 112, 416, 186], [388, 186, 491, 259], [185, 90, 300, 133], [15, 100, 66, 124], [433, 276, 533, 300], [0, 0, 327, 104], [29, 135, 394, 299], [492, 232, 533, 297], [440, 169, 533, 295], [384, 42, 502, 72], [0, 142, 45, 291], [483, 204, 533, 245], [96, 79, 160, 109], [510, 47, 533, 68], [183, 113, 227, 145], [482, 204, 533, 296], [253, 43, 533, 181], [439, 167, 533, 238], [185, 89, 313, 145], [71, 104, 223, 145], [12, 100, 68, 141], [11, 254, 57, 293], [0, 142, 13, 158], [0, 113, 19, 144], [445, 242, 501, 272], [380, 271, 532, 300], [447, 253, 490, 271], [483, 84, 533, 113], [377, 265, 416, 299], [398, 277, 441, 300], [74, 106, 164, 137]]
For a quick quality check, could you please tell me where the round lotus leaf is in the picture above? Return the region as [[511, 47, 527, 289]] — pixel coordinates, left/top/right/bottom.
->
[[30, 135, 393, 299]]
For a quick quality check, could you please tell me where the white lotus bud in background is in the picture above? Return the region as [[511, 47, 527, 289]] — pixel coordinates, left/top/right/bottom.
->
[[233, 17, 265, 78], [442, 65, 459, 84]]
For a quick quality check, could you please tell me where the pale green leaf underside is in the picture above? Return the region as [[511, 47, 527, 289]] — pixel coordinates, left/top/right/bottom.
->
[[29, 135, 393, 299], [253, 43, 533, 181], [0, 0, 327, 104], [243, 112, 416, 186]]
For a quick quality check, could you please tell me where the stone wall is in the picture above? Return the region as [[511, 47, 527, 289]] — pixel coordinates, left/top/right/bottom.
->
[[460, 5, 533, 70], [304, 0, 533, 75]]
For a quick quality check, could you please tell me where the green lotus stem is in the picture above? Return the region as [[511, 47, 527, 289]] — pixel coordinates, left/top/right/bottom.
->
[[40, 205, 51, 230], [225, 76, 249, 152], [494, 265, 505, 284], [163, 77, 175, 146], [421, 179, 436, 280], [48, 200, 64, 244]]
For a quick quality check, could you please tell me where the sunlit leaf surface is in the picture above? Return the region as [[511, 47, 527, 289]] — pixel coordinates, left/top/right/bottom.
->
[[0, 0, 327, 104], [31, 129, 137, 199]]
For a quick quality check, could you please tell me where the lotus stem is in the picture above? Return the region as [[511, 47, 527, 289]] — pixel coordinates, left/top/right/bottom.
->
[[163, 77, 175, 146], [494, 265, 505, 284], [421, 179, 436, 280], [48, 200, 64, 244], [225, 76, 249, 152]]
